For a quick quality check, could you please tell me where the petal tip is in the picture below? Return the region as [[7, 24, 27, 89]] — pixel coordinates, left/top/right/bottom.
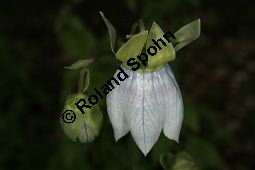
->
[[134, 138, 155, 157], [114, 137, 120, 142], [163, 129, 181, 143], [138, 145, 151, 156], [142, 150, 149, 156], [114, 134, 122, 142]]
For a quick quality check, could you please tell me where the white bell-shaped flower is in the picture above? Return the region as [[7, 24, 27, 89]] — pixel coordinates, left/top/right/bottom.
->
[[101, 12, 200, 155], [107, 64, 183, 155]]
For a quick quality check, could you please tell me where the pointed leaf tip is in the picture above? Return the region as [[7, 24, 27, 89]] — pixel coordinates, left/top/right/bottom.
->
[[64, 58, 94, 70], [174, 19, 201, 52], [146, 22, 175, 69], [116, 30, 148, 63], [100, 11, 117, 54]]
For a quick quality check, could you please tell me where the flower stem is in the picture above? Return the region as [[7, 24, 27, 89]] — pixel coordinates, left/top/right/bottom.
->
[[78, 68, 87, 94], [138, 19, 145, 32]]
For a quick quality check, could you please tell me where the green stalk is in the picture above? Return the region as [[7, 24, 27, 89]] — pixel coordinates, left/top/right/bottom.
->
[[78, 68, 87, 94]]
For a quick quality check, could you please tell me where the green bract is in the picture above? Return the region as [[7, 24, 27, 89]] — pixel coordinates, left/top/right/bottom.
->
[[116, 30, 148, 65], [101, 12, 201, 72], [60, 93, 103, 142], [145, 22, 175, 70], [173, 19, 201, 52], [99, 11, 117, 54]]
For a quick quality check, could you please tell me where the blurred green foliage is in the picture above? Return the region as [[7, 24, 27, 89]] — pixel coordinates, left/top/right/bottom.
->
[[55, 5, 95, 57]]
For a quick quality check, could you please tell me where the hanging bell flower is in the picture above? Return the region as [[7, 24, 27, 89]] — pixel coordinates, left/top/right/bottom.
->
[[101, 12, 200, 155], [60, 60, 103, 142]]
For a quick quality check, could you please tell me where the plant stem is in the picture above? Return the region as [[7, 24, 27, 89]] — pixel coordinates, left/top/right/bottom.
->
[[138, 19, 145, 32], [78, 68, 87, 93]]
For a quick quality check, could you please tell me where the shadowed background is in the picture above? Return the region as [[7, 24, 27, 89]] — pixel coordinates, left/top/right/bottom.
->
[[0, 0, 254, 169]]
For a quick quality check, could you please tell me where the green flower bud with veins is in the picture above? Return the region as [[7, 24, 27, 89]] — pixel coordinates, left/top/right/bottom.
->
[[101, 12, 201, 155], [61, 93, 103, 142], [60, 61, 103, 143]]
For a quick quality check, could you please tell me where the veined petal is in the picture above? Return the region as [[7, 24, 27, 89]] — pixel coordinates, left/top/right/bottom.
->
[[118, 66, 168, 155], [107, 64, 184, 155], [131, 71, 167, 155], [106, 70, 131, 141], [162, 64, 184, 142]]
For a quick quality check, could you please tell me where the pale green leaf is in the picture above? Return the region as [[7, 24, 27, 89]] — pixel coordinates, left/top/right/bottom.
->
[[65, 58, 94, 70], [100, 11, 117, 54], [174, 19, 201, 52]]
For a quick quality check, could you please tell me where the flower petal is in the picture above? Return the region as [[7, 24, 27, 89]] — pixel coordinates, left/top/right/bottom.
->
[[162, 64, 184, 142], [106, 70, 131, 141], [107, 65, 184, 155], [121, 66, 166, 155]]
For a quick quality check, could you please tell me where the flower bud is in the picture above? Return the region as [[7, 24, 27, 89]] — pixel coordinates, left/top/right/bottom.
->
[[60, 93, 103, 142]]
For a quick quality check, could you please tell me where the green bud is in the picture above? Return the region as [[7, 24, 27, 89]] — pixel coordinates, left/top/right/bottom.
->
[[172, 152, 198, 170], [160, 152, 198, 170], [60, 93, 103, 142]]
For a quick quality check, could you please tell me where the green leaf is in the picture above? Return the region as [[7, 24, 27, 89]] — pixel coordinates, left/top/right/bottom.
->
[[64, 59, 94, 70], [146, 22, 175, 69], [172, 152, 198, 170], [174, 19, 201, 52], [116, 30, 148, 63], [100, 11, 117, 54], [83, 69, 90, 92]]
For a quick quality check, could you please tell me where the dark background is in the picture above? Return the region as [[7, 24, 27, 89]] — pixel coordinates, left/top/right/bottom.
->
[[0, 0, 254, 169]]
